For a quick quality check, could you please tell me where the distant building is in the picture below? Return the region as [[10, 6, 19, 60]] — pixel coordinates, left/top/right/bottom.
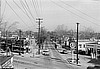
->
[[12, 34, 19, 39]]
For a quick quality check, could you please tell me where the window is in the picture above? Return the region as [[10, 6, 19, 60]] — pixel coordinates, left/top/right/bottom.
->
[[83, 44, 85, 48], [97, 49, 100, 54], [79, 44, 82, 48]]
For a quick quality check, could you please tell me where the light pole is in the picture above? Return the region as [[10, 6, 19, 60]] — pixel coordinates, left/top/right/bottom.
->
[[76, 23, 79, 65]]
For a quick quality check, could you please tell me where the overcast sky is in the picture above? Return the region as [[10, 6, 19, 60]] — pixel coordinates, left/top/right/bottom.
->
[[1, 0, 100, 32]]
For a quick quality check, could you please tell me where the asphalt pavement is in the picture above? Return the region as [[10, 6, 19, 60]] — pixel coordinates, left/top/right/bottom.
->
[[13, 41, 85, 69]]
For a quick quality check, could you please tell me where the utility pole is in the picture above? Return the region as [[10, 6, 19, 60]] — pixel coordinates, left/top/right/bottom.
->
[[0, 0, 1, 50], [36, 18, 43, 54], [76, 23, 79, 65], [41, 27, 44, 49], [19, 30, 21, 55], [0, 0, 1, 23]]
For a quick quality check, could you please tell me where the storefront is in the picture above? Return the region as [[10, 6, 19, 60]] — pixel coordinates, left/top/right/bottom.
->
[[86, 43, 100, 59]]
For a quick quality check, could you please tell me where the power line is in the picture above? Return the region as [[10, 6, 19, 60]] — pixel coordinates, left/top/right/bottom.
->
[[20, 0, 28, 10], [19, 0, 37, 27], [39, 0, 43, 17], [13, 0, 34, 25], [36, 0, 41, 17], [20, 0, 34, 21], [19, 0, 37, 30], [31, 0, 38, 17], [19, 0, 30, 17], [36, 18, 43, 54], [24, 0, 36, 22], [5, 0, 31, 30], [1, 1, 6, 20], [50, 0, 100, 27], [34, 0, 40, 17], [59, 0, 100, 22]]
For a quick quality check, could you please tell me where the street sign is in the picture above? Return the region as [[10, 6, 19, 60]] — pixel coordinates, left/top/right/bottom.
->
[[70, 42, 76, 49]]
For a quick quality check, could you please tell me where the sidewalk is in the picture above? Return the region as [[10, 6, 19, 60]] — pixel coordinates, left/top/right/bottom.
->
[[60, 51, 95, 69], [13, 52, 45, 68], [13, 51, 44, 58]]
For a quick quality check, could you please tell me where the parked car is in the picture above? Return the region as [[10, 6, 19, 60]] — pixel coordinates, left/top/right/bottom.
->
[[73, 50, 86, 55], [58, 48, 68, 54], [42, 49, 50, 56], [87, 66, 100, 69], [63, 50, 68, 54], [67, 58, 81, 66], [58, 48, 63, 53]]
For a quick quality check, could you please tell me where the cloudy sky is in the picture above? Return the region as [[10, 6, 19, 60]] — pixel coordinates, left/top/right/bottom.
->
[[1, 0, 100, 32]]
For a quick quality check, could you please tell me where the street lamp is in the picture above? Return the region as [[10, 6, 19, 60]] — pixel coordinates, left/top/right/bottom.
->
[[76, 23, 79, 65]]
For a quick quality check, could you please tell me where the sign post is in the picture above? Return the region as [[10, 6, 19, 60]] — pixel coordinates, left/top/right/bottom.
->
[[70, 42, 76, 63]]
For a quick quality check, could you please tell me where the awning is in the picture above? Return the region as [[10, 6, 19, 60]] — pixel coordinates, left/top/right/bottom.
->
[[86, 43, 100, 49]]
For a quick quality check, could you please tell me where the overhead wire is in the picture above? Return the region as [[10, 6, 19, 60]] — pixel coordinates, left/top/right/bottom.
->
[[20, 0, 35, 21], [24, 0, 36, 22], [58, 0, 100, 32], [5, 0, 31, 30], [59, 0, 100, 22], [1, 1, 6, 20], [31, 0, 38, 17], [19, 0, 30, 18], [39, 0, 43, 17], [34, 0, 40, 17], [50, 0, 100, 27], [57, 0, 100, 33], [19, 0, 37, 30], [13, 0, 34, 26], [37, 0, 41, 17]]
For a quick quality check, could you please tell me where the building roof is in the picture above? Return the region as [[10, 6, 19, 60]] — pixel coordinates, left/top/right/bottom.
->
[[75, 39, 94, 42], [86, 42, 98, 44], [86, 42, 100, 49], [0, 55, 13, 65]]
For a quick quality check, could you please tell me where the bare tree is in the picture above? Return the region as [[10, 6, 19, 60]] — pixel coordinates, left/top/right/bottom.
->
[[54, 24, 68, 37], [1, 21, 19, 37], [79, 27, 95, 39], [6, 21, 19, 32]]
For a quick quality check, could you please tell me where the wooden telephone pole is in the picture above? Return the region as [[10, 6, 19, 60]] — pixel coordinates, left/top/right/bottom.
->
[[0, 0, 1, 50], [36, 18, 43, 54]]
